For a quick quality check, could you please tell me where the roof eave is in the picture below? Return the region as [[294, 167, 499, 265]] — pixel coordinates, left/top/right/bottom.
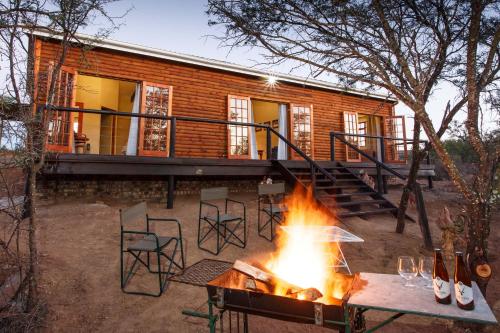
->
[[31, 30, 398, 104]]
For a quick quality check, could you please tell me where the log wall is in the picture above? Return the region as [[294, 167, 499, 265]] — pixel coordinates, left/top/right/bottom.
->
[[36, 38, 396, 161]]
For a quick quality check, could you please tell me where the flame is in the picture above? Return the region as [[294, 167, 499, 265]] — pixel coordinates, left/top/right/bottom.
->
[[264, 186, 347, 302]]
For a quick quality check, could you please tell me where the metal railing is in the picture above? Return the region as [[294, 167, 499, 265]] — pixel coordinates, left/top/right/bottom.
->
[[39, 105, 335, 193], [330, 131, 433, 190], [330, 131, 432, 248]]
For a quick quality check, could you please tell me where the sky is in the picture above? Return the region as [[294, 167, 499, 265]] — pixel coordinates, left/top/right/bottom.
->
[[42, 1, 500, 139]]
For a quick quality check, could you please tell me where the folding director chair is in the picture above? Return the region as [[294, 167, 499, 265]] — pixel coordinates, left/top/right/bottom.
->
[[120, 202, 185, 297], [198, 187, 247, 255], [257, 183, 287, 241]]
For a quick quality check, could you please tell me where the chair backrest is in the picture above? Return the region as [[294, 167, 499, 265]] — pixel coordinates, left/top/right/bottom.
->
[[201, 187, 228, 201], [258, 183, 285, 195], [120, 201, 147, 227]]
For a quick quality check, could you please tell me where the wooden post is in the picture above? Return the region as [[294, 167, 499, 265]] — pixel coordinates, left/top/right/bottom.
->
[[167, 175, 175, 209], [310, 164, 316, 193], [379, 137, 386, 163], [330, 133, 335, 161], [266, 127, 272, 160], [376, 164, 383, 194], [414, 183, 433, 250], [169, 117, 176, 158], [426, 152, 433, 189]]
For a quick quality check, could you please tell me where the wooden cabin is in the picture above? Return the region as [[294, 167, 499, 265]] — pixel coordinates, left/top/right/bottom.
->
[[31, 31, 434, 216]]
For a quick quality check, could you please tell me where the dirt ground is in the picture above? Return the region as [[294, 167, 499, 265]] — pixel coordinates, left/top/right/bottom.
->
[[34, 181, 499, 333]]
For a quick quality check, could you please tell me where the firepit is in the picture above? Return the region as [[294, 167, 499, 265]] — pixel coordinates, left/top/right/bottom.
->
[[206, 268, 359, 330]]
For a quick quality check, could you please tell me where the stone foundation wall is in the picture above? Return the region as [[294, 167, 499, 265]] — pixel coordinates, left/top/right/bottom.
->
[[37, 175, 261, 201]]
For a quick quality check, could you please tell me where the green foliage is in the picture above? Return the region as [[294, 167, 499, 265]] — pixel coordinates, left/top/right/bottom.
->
[[442, 139, 479, 163]]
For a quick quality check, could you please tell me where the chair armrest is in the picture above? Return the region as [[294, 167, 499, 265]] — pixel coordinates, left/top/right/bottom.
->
[[121, 230, 160, 248], [226, 198, 246, 207], [146, 217, 183, 240]]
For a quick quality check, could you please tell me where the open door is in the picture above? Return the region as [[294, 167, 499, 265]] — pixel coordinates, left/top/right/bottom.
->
[[290, 104, 313, 159], [227, 95, 251, 159], [46, 65, 76, 153], [343, 111, 361, 162], [384, 115, 407, 163], [138, 82, 172, 157]]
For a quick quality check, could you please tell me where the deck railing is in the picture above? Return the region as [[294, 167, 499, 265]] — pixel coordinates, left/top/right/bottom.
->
[[330, 131, 433, 190], [39, 105, 335, 193]]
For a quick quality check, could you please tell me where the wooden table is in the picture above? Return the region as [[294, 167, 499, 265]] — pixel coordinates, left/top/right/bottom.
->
[[347, 272, 498, 332]]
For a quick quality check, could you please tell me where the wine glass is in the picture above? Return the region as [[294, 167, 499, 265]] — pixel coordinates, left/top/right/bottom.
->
[[398, 256, 418, 287], [419, 256, 433, 289]]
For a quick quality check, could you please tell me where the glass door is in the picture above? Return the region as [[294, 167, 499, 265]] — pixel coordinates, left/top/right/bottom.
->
[[290, 104, 313, 159], [46, 65, 76, 153], [138, 82, 172, 157], [343, 111, 361, 162], [227, 95, 250, 159], [384, 115, 407, 162]]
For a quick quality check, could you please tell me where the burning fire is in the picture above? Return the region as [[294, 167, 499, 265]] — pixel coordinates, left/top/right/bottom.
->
[[264, 186, 348, 302]]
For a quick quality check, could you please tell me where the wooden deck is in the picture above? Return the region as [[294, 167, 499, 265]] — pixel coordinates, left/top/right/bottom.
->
[[43, 154, 435, 177]]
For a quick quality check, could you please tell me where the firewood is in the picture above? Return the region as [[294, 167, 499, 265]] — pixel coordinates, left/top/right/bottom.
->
[[286, 287, 323, 301], [233, 260, 302, 292], [233, 260, 273, 283]]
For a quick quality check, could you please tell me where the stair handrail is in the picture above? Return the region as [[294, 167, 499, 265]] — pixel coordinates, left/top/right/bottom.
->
[[269, 127, 337, 187], [331, 131, 407, 180], [331, 130, 433, 249]]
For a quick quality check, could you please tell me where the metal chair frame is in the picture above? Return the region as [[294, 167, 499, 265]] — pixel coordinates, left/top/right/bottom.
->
[[120, 202, 185, 297], [257, 183, 287, 241], [198, 187, 247, 255]]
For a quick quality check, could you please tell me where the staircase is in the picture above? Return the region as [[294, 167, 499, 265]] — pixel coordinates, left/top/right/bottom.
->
[[273, 160, 399, 220]]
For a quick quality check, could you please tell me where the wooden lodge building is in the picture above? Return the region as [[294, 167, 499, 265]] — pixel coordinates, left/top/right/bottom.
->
[[32, 31, 434, 218]]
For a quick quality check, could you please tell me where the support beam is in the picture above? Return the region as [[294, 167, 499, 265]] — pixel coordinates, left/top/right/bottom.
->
[[167, 175, 175, 209], [414, 183, 433, 250]]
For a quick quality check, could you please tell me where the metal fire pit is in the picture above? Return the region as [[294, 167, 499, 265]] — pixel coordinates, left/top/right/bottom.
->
[[206, 268, 359, 331]]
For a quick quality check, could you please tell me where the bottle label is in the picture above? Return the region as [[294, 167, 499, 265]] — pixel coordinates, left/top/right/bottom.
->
[[433, 277, 450, 299], [455, 282, 473, 305]]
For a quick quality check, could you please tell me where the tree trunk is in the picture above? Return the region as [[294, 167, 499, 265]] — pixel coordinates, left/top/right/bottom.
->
[[396, 120, 424, 233], [26, 167, 39, 311], [465, 198, 492, 296]]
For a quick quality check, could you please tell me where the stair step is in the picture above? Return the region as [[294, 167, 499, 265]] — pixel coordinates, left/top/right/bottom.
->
[[319, 192, 376, 199], [289, 166, 347, 170], [337, 207, 397, 218], [316, 184, 368, 190], [300, 178, 334, 183], [334, 199, 387, 207], [292, 171, 347, 176]]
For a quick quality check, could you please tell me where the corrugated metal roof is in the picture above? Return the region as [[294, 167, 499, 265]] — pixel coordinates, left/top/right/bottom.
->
[[32, 31, 397, 103]]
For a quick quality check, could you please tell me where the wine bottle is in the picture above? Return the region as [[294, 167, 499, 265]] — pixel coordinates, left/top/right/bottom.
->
[[433, 249, 451, 304], [454, 252, 474, 310]]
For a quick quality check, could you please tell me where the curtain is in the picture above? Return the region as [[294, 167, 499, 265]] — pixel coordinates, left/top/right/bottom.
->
[[126, 84, 141, 155], [249, 100, 258, 159], [277, 104, 288, 160]]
